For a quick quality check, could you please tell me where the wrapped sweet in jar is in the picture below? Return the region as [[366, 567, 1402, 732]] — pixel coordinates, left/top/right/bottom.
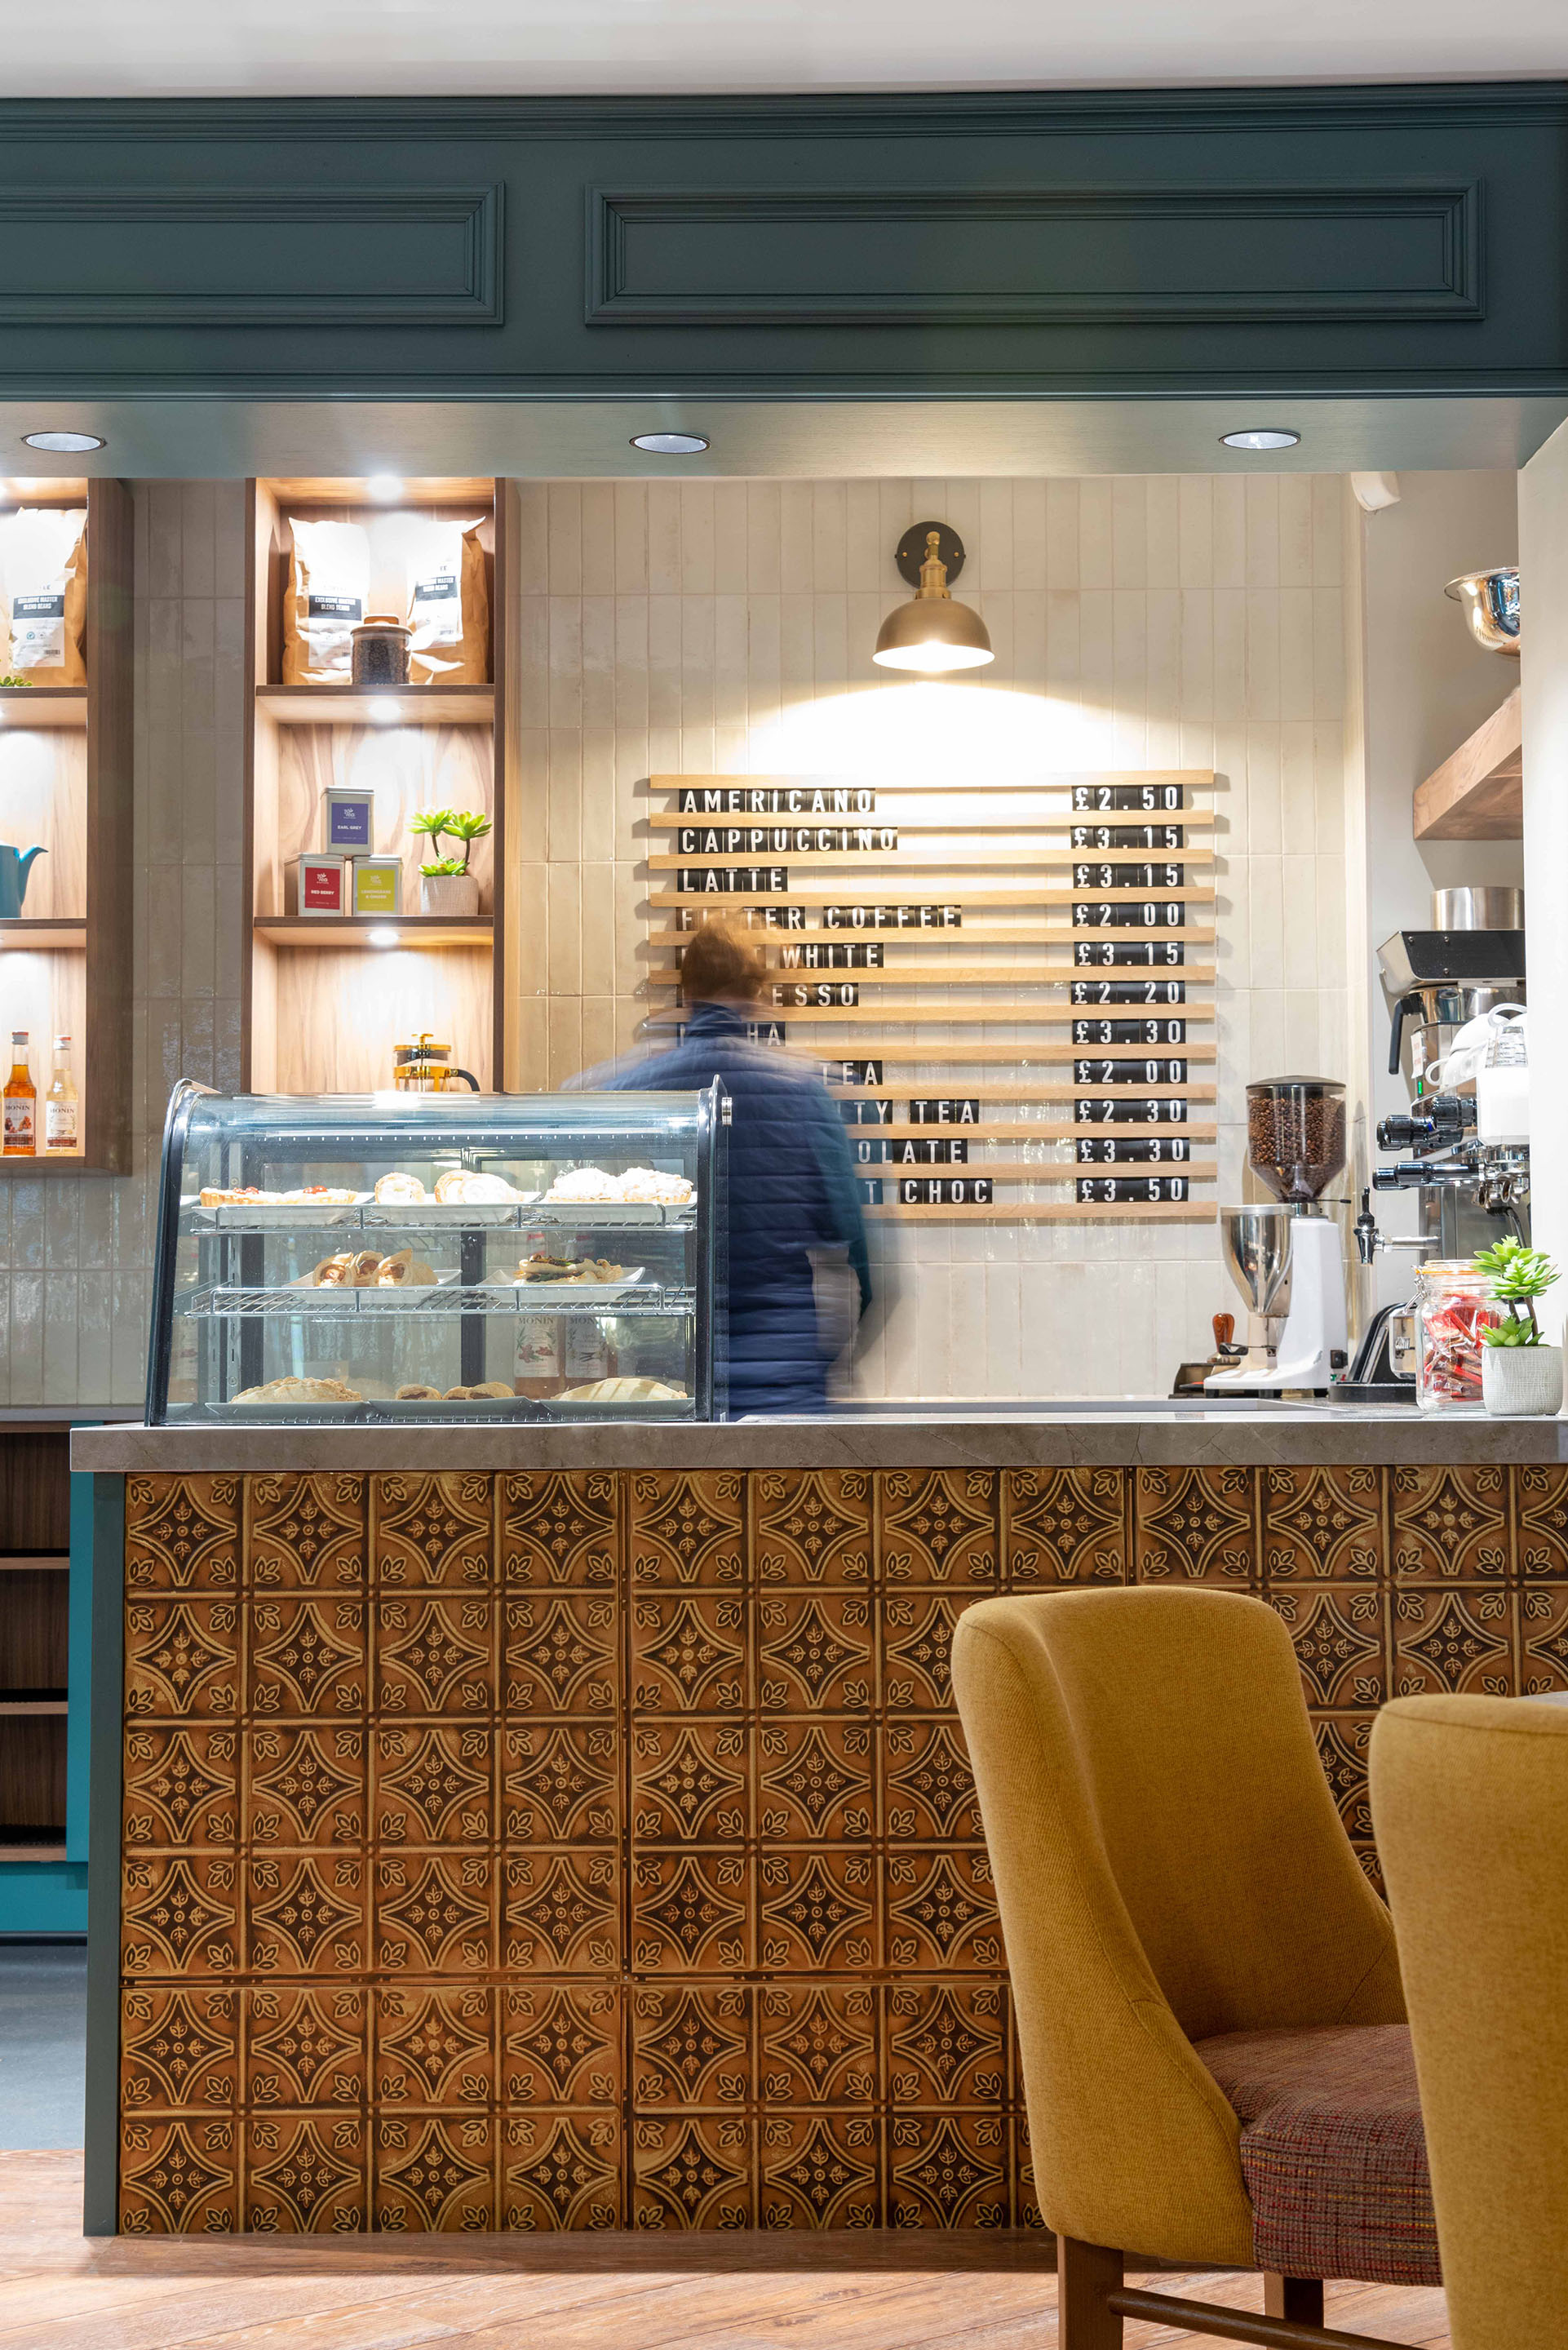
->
[[1415, 1261, 1499, 1412]]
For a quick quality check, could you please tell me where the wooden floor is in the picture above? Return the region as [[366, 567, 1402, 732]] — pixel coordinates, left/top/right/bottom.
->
[[0, 2156, 1450, 2350]]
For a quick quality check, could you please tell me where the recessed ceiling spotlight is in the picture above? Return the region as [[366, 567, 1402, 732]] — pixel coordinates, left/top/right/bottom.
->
[[1220, 428, 1300, 452], [22, 430, 105, 454], [365, 473, 404, 503], [630, 432, 709, 456]]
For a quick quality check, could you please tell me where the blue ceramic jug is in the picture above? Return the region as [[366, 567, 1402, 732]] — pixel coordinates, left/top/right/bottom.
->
[[0, 845, 46, 919]]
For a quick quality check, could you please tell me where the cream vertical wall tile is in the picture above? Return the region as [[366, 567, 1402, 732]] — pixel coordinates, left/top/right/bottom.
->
[[1245, 592, 1281, 720], [548, 597, 583, 729], [680, 595, 715, 738], [581, 596, 616, 730], [713, 482, 747, 594], [680, 482, 715, 595], [978, 481, 1014, 592], [1245, 476, 1281, 588], [547, 484, 582, 596], [746, 481, 781, 591], [845, 481, 882, 591], [875, 479, 913, 579], [614, 481, 649, 594], [647, 484, 682, 594], [812, 482, 847, 591], [581, 727, 617, 865], [1079, 480, 1114, 590], [1146, 477, 1180, 589], [515, 593, 550, 732], [1280, 722, 1318, 857], [1012, 478, 1046, 591], [1110, 592, 1148, 768], [1111, 477, 1148, 589], [1278, 475, 1313, 588], [648, 596, 682, 731], [581, 483, 617, 597], [547, 728, 582, 865], [1178, 477, 1213, 588], [1145, 590, 1181, 769], [1046, 479, 1080, 586], [614, 596, 649, 735], [780, 485, 814, 592], [1310, 474, 1344, 587], [1212, 476, 1247, 587], [1278, 588, 1315, 722]]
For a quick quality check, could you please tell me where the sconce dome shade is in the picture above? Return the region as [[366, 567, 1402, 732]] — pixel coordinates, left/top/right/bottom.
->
[[872, 595, 994, 672]]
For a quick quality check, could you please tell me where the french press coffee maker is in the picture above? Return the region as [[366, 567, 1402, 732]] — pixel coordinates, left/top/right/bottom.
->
[[392, 1032, 480, 1093]]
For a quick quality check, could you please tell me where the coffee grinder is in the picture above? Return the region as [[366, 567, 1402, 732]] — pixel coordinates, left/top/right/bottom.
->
[[1206, 1078, 1349, 1394]]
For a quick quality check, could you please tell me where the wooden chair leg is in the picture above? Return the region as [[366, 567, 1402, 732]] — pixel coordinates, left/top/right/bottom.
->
[[1264, 2274, 1326, 2326], [1057, 2237, 1123, 2349]]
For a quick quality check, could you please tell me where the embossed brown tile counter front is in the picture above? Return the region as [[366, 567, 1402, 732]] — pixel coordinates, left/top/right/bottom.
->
[[101, 1459, 1568, 2235]]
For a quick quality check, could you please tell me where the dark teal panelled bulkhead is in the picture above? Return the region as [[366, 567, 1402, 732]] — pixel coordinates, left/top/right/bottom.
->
[[0, 86, 1565, 399]]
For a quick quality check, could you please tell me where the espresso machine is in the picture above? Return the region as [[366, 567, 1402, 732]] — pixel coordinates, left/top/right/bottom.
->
[[1363, 886, 1529, 1259], [1207, 1078, 1349, 1394], [1348, 887, 1530, 1391]]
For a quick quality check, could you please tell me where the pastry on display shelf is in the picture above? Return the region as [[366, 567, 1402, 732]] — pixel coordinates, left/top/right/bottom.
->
[[395, 1383, 443, 1400], [542, 1166, 696, 1207], [559, 1374, 687, 1403], [374, 1172, 427, 1204], [198, 1185, 359, 1206], [299, 1247, 437, 1289], [512, 1252, 628, 1285], [233, 1376, 364, 1404], [433, 1168, 522, 1204]]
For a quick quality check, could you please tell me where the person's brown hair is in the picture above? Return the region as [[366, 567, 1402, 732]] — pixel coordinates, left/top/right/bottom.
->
[[678, 919, 767, 1004]]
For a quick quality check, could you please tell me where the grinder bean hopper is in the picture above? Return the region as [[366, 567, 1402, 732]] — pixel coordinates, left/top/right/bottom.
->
[[1206, 1078, 1349, 1394]]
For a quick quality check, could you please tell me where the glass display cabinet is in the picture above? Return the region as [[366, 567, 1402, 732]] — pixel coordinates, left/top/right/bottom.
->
[[145, 1081, 727, 1422]]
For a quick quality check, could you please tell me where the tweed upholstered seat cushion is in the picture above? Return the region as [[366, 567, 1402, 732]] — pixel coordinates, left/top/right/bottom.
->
[[1193, 2024, 1441, 2288]]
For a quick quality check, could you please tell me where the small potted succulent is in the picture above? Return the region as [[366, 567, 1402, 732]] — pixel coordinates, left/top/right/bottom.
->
[[410, 807, 490, 918], [1477, 1236, 1563, 1417]]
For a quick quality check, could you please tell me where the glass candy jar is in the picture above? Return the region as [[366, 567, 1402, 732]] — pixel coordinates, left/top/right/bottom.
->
[[1415, 1261, 1499, 1413]]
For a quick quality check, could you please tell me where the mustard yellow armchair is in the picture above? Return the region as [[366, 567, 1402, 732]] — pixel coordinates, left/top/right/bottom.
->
[[951, 1587, 1438, 2349], [1371, 1692, 1568, 2350]]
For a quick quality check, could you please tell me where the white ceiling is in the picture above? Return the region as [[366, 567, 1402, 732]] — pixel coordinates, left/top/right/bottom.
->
[[9, 0, 1568, 98]]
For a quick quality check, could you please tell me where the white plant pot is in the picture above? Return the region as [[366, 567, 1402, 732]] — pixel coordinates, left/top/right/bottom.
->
[[1482, 1342, 1564, 1418], [419, 872, 480, 919]]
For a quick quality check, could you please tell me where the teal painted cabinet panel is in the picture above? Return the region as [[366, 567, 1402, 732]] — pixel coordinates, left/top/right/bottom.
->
[[0, 87, 1562, 397]]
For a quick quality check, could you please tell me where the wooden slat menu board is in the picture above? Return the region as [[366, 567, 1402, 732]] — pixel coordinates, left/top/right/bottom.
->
[[644, 772, 1221, 1224]]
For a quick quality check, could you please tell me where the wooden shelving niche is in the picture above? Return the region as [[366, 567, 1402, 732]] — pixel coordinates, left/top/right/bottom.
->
[[0, 479, 133, 1172], [242, 478, 516, 1094]]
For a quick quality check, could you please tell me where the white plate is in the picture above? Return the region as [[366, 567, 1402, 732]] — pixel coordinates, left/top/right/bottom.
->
[[186, 1195, 369, 1227], [361, 1198, 536, 1227], [210, 1399, 366, 1420], [286, 1266, 461, 1298], [530, 1199, 692, 1226], [371, 1397, 545, 1418], [503, 1268, 646, 1301]]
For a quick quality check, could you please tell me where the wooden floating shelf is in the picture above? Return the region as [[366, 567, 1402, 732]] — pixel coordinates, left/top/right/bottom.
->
[[649, 769, 1221, 796], [0, 1843, 66, 1862], [0, 688, 87, 731], [1414, 686, 1522, 841], [851, 1121, 1218, 1142], [254, 916, 495, 950], [648, 966, 1217, 997], [0, 1153, 88, 1176], [649, 887, 1216, 918], [256, 685, 494, 729], [649, 849, 1215, 880], [648, 926, 1208, 953], [866, 1202, 1216, 1223], [0, 1699, 67, 1715], [647, 817, 1216, 846], [860, 1159, 1218, 1184], [0, 918, 86, 952], [0, 1554, 69, 1572]]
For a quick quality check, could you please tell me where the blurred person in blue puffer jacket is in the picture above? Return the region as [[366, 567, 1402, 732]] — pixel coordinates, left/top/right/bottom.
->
[[600, 919, 870, 1417]]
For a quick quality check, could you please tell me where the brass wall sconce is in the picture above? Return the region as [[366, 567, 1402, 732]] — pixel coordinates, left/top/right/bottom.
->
[[873, 521, 994, 674]]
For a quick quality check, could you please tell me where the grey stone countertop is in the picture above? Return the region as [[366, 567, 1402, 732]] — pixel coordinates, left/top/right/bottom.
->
[[69, 1401, 1568, 1474]]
